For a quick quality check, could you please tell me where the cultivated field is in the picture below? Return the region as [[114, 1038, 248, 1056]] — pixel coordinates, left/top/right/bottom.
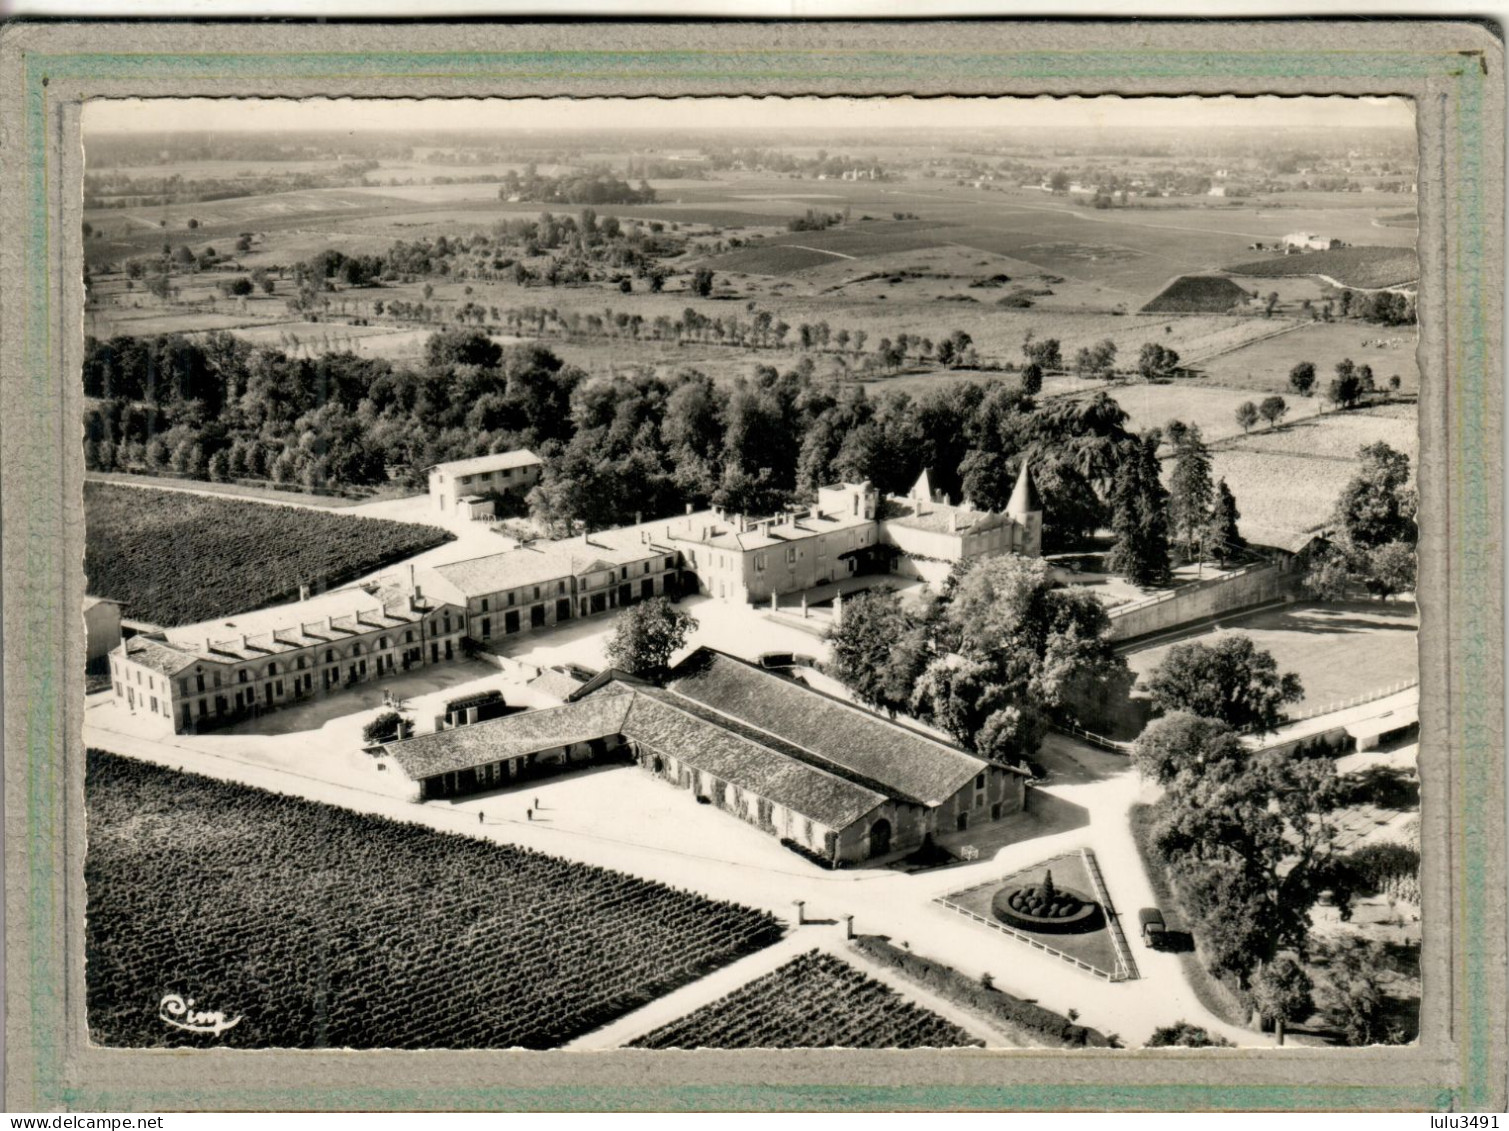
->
[[1204, 448, 1357, 546], [1224, 246, 1419, 289], [1221, 403, 1419, 462], [1141, 275, 1257, 314], [627, 950, 981, 1050], [85, 750, 784, 1049], [1124, 602, 1419, 712], [85, 483, 453, 626]]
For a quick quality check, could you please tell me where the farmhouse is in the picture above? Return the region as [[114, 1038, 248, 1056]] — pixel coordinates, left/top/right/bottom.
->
[[427, 450, 543, 518], [380, 648, 1029, 865], [1283, 232, 1342, 251], [108, 575, 467, 734]]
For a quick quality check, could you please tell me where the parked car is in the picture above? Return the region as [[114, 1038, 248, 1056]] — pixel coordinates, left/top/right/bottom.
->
[[1138, 907, 1167, 949]]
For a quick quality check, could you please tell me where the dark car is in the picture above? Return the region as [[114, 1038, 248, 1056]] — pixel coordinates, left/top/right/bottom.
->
[[1138, 907, 1167, 949]]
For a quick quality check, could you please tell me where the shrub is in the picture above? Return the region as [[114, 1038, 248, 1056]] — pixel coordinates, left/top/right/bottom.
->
[[851, 936, 1110, 1048]]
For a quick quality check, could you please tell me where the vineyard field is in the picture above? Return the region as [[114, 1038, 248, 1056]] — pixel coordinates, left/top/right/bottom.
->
[[628, 950, 982, 1050], [85, 750, 784, 1049], [84, 483, 454, 626], [1141, 275, 1255, 314], [1224, 246, 1419, 289]]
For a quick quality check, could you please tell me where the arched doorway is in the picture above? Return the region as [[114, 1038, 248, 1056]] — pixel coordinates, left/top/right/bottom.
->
[[868, 818, 892, 858]]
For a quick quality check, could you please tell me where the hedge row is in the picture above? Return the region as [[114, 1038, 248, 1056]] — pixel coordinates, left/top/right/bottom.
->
[[850, 936, 1110, 1048]]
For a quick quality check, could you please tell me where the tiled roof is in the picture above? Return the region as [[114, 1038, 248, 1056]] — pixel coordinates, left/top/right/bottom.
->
[[618, 691, 887, 829], [156, 582, 445, 664], [429, 536, 660, 599], [384, 693, 636, 780], [665, 649, 988, 806], [882, 497, 994, 535], [121, 635, 199, 678], [527, 669, 587, 703], [428, 450, 542, 477]]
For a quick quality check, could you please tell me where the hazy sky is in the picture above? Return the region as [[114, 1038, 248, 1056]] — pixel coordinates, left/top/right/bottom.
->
[[84, 95, 1413, 136]]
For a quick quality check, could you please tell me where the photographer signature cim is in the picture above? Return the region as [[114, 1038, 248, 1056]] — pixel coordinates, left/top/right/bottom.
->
[[158, 993, 241, 1036]]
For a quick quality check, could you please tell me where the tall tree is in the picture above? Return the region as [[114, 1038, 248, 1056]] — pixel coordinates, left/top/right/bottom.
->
[[1289, 361, 1316, 396], [1203, 479, 1244, 565], [1167, 424, 1215, 560], [1106, 435, 1171, 586]]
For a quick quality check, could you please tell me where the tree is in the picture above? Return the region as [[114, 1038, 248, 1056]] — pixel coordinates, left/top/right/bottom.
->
[[363, 710, 411, 744], [1314, 937, 1399, 1046], [207, 450, 231, 482], [605, 597, 698, 682], [1250, 956, 1315, 1045], [1022, 335, 1062, 372], [1258, 395, 1289, 429], [1144, 1022, 1235, 1048], [1106, 435, 1171, 586], [691, 267, 715, 298], [1049, 170, 1070, 193], [1146, 634, 1304, 732], [1327, 358, 1362, 409], [1137, 342, 1180, 380], [1365, 540, 1416, 600], [1020, 362, 1043, 396], [1167, 424, 1214, 560], [1203, 479, 1244, 565], [1288, 361, 1316, 396], [825, 590, 928, 719], [1334, 442, 1416, 551], [1132, 711, 1243, 786]]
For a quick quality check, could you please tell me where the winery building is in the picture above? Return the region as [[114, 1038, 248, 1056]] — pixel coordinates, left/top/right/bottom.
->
[[380, 647, 1029, 865]]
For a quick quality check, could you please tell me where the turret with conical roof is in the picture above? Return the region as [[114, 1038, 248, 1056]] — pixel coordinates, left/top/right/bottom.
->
[[1006, 464, 1044, 557]]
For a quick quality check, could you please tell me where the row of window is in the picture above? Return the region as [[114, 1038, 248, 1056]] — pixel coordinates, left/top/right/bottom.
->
[[473, 557, 675, 612]]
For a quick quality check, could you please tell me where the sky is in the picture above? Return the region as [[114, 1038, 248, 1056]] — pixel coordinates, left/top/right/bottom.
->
[[83, 95, 1414, 137]]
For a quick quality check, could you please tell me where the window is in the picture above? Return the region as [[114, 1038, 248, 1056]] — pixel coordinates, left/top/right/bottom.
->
[[975, 773, 986, 789], [269, 661, 279, 675], [533, 586, 541, 600], [405, 630, 414, 644], [785, 547, 797, 565], [665, 556, 675, 570], [754, 553, 766, 572], [238, 670, 249, 683], [325, 649, 335, 663], [352, 643, 361, 656], [179, 678, 189, 697], [295, 657, 305, 671], [275, 679, 284, 696], [213, 672, 221, 688], [150, 696, 158, 713], [620, 566, 628, 580], [557, 581, 566, 595], [114, 682, 123, 696], [481, 598, 490, 612], [817, 538, 826, 558], [379, 637, 388, 650], [195, 673, 205, 693], [643, 562, 651, 574], [480, 617, 491, 638], [507, 593, 515, 607]]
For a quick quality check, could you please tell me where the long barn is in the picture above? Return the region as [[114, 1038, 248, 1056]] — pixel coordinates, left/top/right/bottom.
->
[[380, 647, 1029, 865]]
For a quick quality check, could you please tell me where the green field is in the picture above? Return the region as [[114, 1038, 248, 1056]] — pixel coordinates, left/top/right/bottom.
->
[[1125, 602, 1419, 712], [85, 751, 783, 1049]]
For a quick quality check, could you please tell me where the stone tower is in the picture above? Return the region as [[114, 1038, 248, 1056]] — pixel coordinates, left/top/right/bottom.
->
[[1006, 464, 1044, 558]]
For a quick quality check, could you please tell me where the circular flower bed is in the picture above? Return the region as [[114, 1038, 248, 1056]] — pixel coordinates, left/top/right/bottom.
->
[[991, 870, 1103, 935]]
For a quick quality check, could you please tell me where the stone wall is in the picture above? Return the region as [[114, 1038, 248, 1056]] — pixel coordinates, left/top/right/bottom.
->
[[1107, 561, 1299, 643]]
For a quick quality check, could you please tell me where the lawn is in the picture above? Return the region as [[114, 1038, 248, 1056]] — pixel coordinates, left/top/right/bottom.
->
[[85, 482, 454, 626], [1193, 320, 1420, 394], [940, 851, 1127, 981], [85, 750, 783, 1049], [628, 950, 981, 1050], [1124, 601, 1419, 713]]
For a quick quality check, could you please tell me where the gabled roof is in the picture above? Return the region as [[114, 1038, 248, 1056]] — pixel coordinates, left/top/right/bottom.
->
[[664, 648, 995, 805], [1007, 463, 1043, 515], [120, 635, 200, 678], [384, 692, 636, 781]]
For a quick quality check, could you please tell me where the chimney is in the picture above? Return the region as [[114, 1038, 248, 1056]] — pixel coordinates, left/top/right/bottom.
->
[[240, 633, 248, 649], [948, 512, 959, 534], [408, 563, 416, 591], [635, 511, 642, 526], [205, 637, 212, 652], [685, 503, 694, 515], [328, 615, 335, 631]]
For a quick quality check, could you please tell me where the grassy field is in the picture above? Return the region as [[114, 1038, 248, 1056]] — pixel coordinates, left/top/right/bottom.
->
[[1124, 602, 1419, 712], [628, 950, 982, 1050], [1109, 381, 1323, 444], [1220, 403, 1418, 462], [1193, 320, 1420, 393], [85, 751, 783, 1049], [1224, 246, 1419, 289], [1205, 447, 1356, 546], [85, 483, 453, 626]]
